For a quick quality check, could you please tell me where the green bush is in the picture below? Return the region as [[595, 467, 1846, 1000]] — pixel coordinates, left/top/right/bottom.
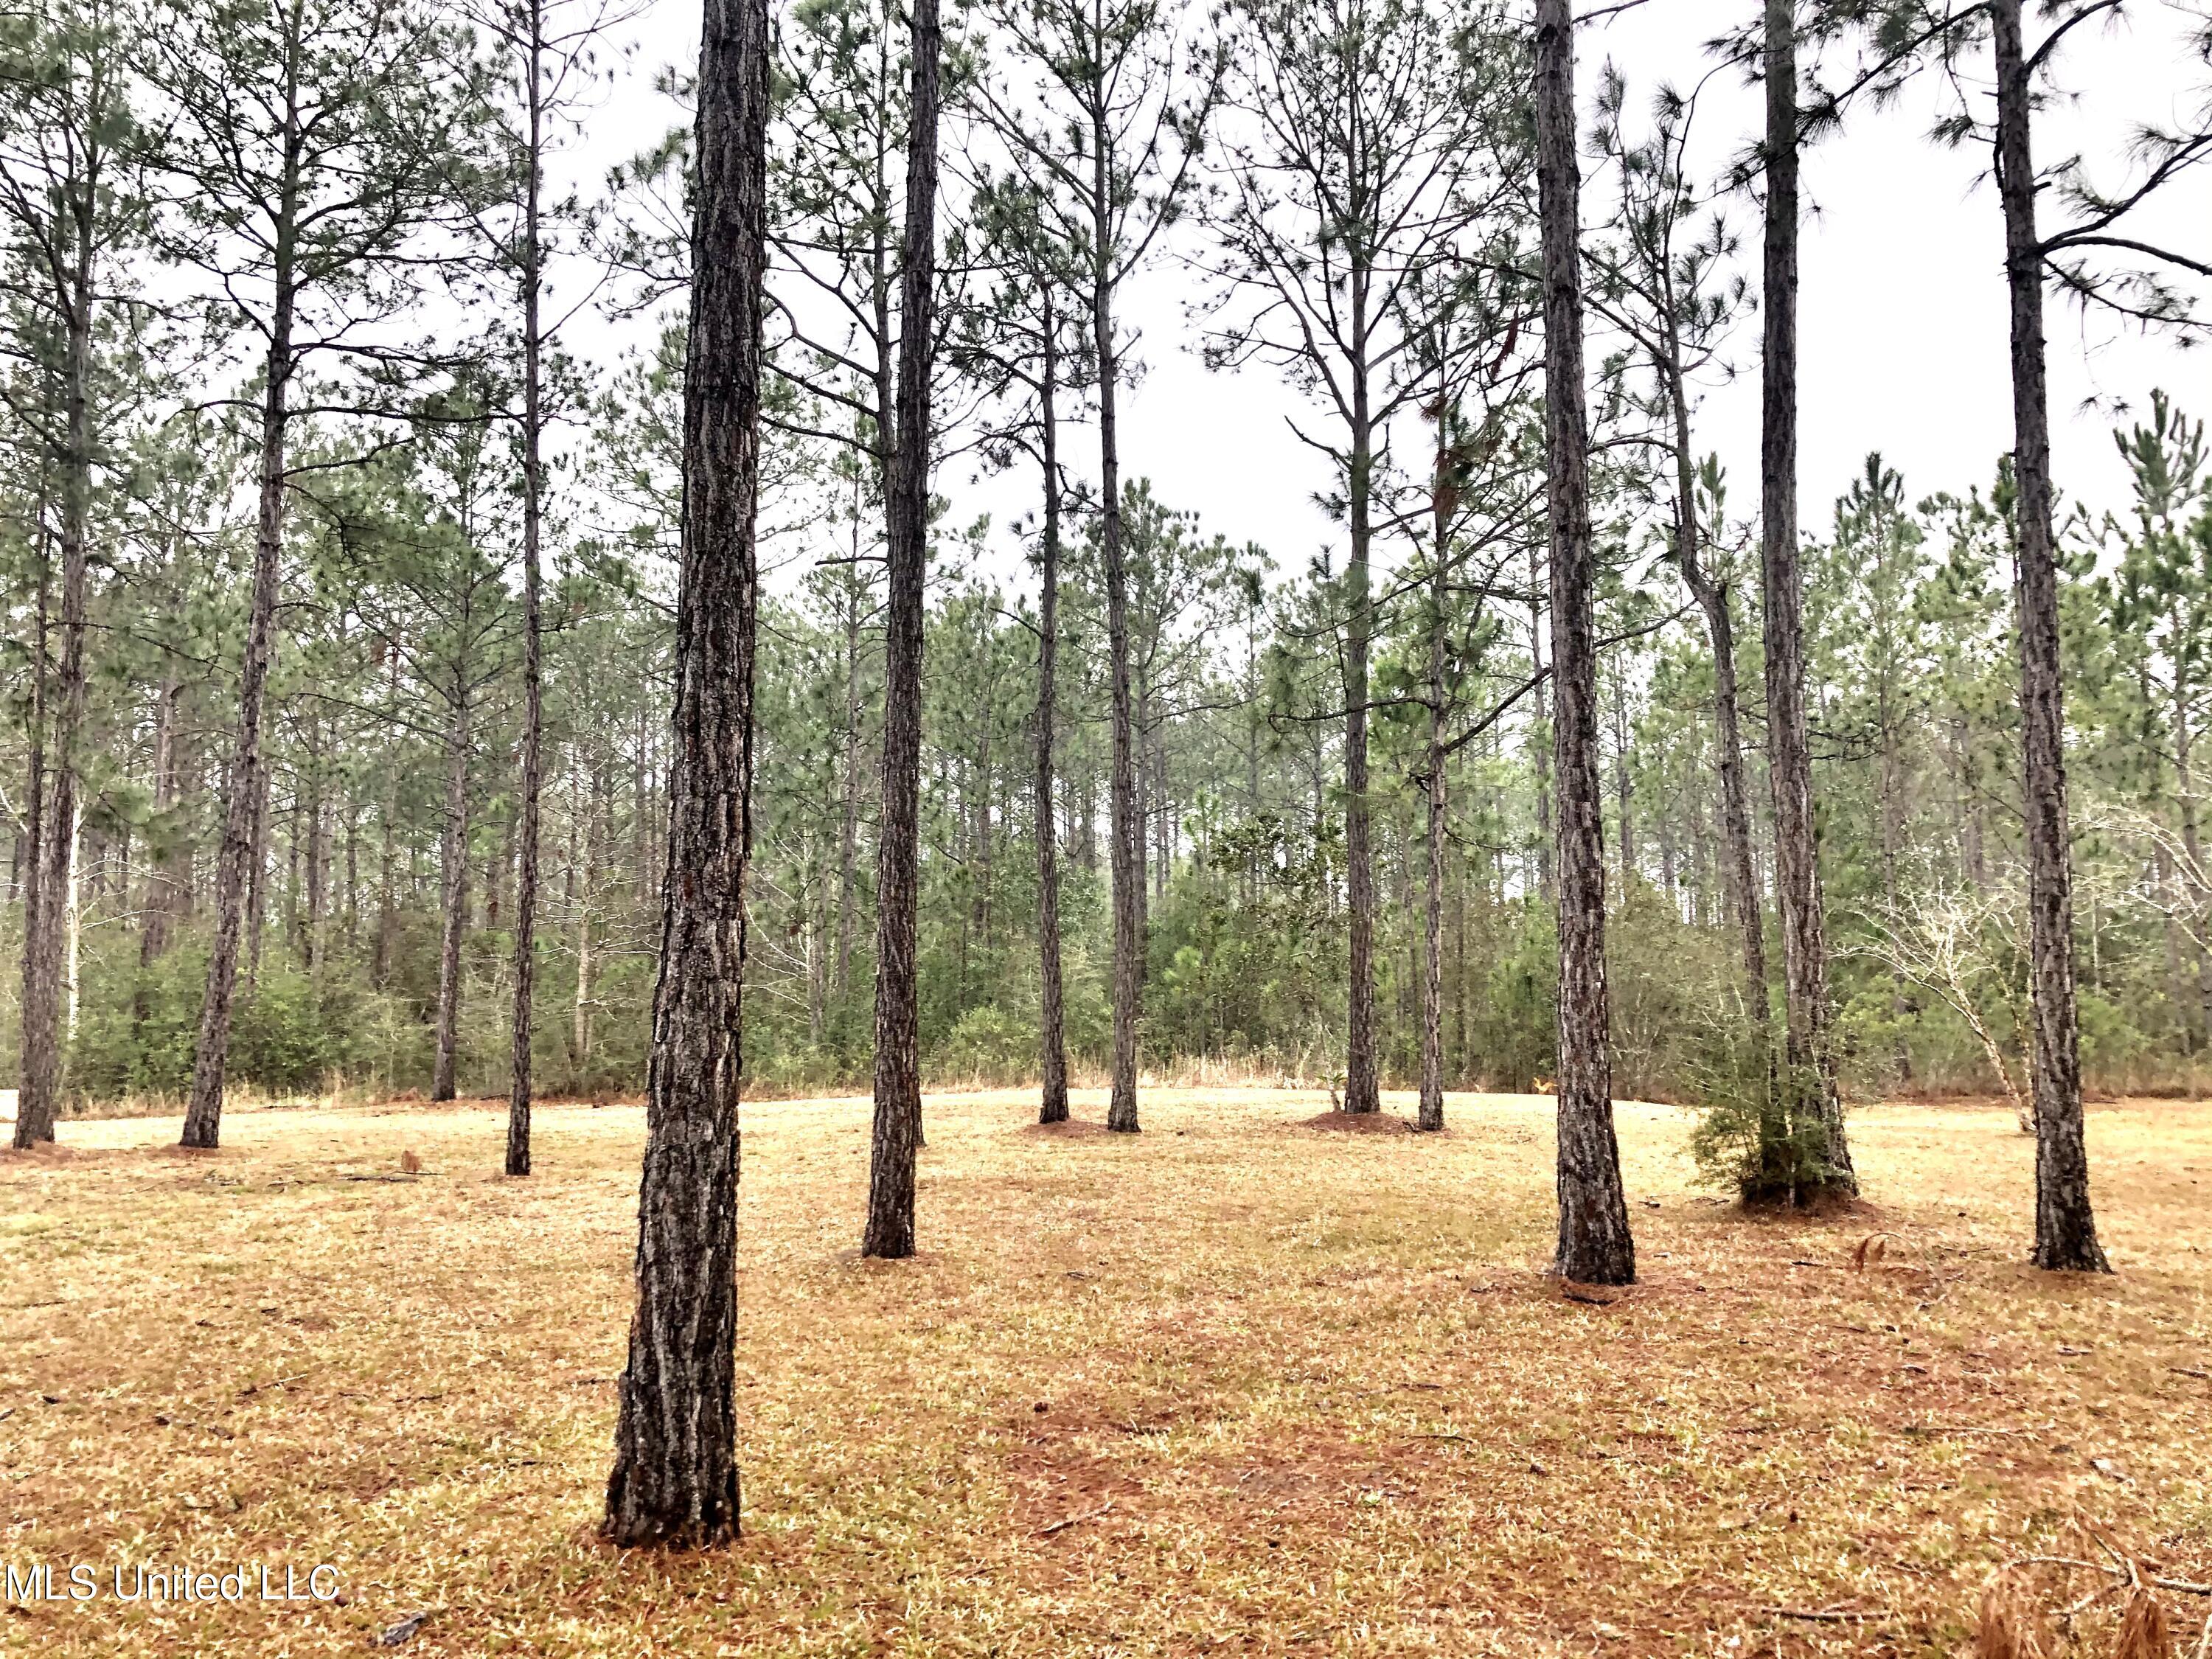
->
[[1685, 1019, 1837, 1203]]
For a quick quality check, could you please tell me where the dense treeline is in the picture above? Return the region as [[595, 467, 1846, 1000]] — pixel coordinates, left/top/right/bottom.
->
[[17, 406, 2212, 1109], [1, 0, 2204, 1127]]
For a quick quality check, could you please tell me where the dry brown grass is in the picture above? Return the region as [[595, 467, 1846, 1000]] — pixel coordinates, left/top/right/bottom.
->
[[2, 1088, 2209, 1656]]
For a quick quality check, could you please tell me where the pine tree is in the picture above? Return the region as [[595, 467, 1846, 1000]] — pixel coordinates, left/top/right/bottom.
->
[[602, 0, 770, 1545]]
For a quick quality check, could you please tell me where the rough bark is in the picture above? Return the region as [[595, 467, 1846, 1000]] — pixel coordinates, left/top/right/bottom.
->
[[1034, 299, 1070, 1125], [182, 225, 296, 1150], [1992, 0, 2107, 1272], [601, 0, 768, 1548], [862, 0, 941, 1257], [1536, 0, 1635, 1285], [508, 0, 548, 1177], [1097, 90, 1141, 1136], [1759, 0, 1853, 1195]]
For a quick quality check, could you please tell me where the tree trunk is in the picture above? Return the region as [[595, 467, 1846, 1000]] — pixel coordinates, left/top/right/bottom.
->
[[1610, 661, 1635, 880], [1035, 301, 1070, 1124], [375, 652, 399, 990], [303, 708, 327, 972], [601, 0, 768, 1548], [1992, 0, 2107, 1272], [862, 0, 941, 1257], [508, 2, 548, 1176], [1759, 0, 1853, 1197], [1535, 0, 1634, 1285], [61, 805, 81, 1054], [14, 531, 55, 1149], [245, 755, 270, 991], [1667, 362, 1772, 1067], [1418, 521, 1447, 1133], [182, 248, 297, 1150], [572, 765, 597, 1081], [139, 670, 183, 973], [1342, 383, 1380, 1113], [1096, 92, 1142, 1136], [2171, 678, 2212, 1038], [433, 681, 472, 1103], [835, 573, 863, 1001], [1529, 547, 1554, 900], [16, 231, 97, 1148]]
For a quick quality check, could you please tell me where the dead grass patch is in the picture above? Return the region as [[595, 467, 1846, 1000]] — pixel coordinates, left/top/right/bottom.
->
[[1017, 1116, 1115, 1139], [2, 1088, 2209, 1655]]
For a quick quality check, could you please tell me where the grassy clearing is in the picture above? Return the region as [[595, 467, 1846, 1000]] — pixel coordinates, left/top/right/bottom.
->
[[1, 1088, 2209, 1656]]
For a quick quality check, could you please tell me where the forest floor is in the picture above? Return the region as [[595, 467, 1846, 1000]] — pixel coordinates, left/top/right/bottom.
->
[[2, 1088, 2209, 1658]]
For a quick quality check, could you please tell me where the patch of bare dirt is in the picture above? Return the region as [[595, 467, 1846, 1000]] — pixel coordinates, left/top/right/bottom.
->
[[1018, 1118, 1114, 1139], [0, 1142, 86, 1163], [1298, 1110, 1416, 1134]]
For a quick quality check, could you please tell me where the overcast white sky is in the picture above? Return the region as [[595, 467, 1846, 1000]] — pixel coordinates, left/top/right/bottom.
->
[[566, 0, 2210, 586]]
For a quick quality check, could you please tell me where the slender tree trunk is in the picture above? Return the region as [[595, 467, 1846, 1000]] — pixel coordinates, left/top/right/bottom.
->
[[571, 766, 597, 1080], [246, 757, 270, 991], [1451, 820, 1469, 1072], [375, 653, 399, 990], [56, 810, 80, 1058], [1536, 0, 1634, 1284], [139, 671, 183, 973], [432, 681, 472, 1102], [15, 530, 55, 1149], [1667, 362, 1772, 1065], [1418, 517, 1447, 1133], [1610, 662, 1635, 880], [344, 796, 358, 945], [862, 0, 941, 1258], [303, 709, 327, 971], [1245, 602, 1262, 901], [17, 244, 97, 1148], [975, 690, 994, 947], [1096, 90, 1141, 1136], [1035, 302, 1069, 1124], [1759, 0, 1853, 1197], [602, 0, 767, 1547], [2172, 686, 2212, 1036], [835, 573, 862, 1000], [1343, 384, 1380, 1113], [1134, 665, 1151, 970], [182, 236, 298, 1150], [1529, 548, 1554, 900], [1992, 0, 2106, 1272], [508, 5, 548, 1175]]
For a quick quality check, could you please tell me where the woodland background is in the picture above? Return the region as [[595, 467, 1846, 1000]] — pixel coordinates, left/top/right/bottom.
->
[[4, 0, 2209, 1122]]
